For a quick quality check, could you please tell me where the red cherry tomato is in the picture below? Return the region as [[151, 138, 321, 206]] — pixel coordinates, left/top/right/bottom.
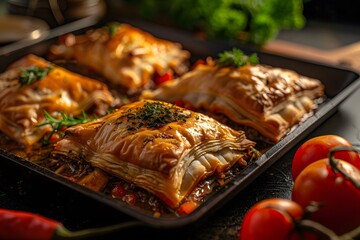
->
[[291, 135, 360, 180], [292, 158, 360, 235], [239, 198, 318, 240]]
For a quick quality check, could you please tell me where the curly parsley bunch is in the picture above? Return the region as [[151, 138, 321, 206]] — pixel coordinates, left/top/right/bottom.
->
[[124, 0, 305, 45]]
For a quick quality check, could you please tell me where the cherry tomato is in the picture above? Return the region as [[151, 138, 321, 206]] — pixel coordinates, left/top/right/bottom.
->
[[292, 158, 360, 235], [291, 135, 360, 180], [239, 198, 318, 240]]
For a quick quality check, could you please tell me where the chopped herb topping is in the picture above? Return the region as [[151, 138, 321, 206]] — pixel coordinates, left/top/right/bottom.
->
[[123, 101, 191, 130], [107, 22, 120, 37], [18, 66, 52, 86], [217, 48, 259, 67], [37, 111, 96, 144]]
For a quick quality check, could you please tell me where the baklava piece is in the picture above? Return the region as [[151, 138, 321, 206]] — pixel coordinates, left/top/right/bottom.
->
[[52, 100, 257, 208], [0, 54, 114, 147], [141, 53, 325, 142], [49, 23, 190, 93]]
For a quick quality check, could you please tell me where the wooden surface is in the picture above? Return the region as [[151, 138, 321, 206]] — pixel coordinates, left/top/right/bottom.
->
[[264, 39, 360, 72]]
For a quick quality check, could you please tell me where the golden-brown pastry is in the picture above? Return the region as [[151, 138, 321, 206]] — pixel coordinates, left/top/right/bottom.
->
[[141, 59, 325, 142], [49, 23, 190, 92], [52, 100, 256, 208], [0, 54, 114, 146]]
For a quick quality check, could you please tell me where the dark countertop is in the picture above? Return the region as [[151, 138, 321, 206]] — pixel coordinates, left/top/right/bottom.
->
[[1, 15, 360, 240]]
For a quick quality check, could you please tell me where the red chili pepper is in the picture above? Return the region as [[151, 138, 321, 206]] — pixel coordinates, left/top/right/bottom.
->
[[0, 208, 144, 239], [0, 208, 62, 240]]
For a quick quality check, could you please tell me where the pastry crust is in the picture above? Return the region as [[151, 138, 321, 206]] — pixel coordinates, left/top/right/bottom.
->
[[52, 100, 256, 208], [0, 54, 114, 146], [49, 23, 190, 92], [141, 60, 325, 142]]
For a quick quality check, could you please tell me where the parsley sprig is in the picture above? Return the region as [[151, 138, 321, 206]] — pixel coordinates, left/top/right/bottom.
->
[[217, 48, 259, 67], [37, 111, 96, 144], [18, 66, 52, 86]]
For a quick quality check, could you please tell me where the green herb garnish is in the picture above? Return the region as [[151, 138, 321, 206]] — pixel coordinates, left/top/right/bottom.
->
[[107, 22, 120, 36], [37, 111, 96, 144], [122, 101, 191, 130], [217, 48, 259, 67], [131, 0, 305, 45], [18, 66, 52, 86]]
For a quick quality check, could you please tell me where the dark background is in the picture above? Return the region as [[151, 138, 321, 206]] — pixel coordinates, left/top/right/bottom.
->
[[303, 0, 360, 24]]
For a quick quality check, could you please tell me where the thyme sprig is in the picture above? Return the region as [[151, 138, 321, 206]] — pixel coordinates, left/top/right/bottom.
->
[[123, 101, 191, 130], [37, 111, 96, 144], [18, 66, 52, 86], [217, 48, 259, 67]]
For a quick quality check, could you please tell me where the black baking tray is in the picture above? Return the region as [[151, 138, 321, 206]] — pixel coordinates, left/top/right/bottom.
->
[[0, 17, 359, 229]]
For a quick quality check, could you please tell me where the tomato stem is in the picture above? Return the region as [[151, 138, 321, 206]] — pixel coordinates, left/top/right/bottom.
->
[[296, 203, 360, 240], [297, 219, 360, 240], [328, 146, 360, 189], [339, 226, 360, 240], [296, 203, 340, 240], [297, 219, 339, 240]]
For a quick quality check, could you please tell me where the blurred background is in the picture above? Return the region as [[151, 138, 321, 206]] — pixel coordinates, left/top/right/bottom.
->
[[1, 0, 360, 66], [0, 0, 359, 43]]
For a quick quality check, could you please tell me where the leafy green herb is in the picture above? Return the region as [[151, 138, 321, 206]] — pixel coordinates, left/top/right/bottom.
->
[[37, 111, 96, 144], [123, 0, 305, 45], [18, 66, 52, 86], [107, 22, 120, 36], [123, 101, 191, 130], [217, 48, 259, 67]]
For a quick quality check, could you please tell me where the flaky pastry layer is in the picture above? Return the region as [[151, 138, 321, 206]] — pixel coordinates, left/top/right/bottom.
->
[[49, 23, 190, 92], [52, 100, 256, 208], [142, 60, 325, 142], [0, 54, 114, 146]]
